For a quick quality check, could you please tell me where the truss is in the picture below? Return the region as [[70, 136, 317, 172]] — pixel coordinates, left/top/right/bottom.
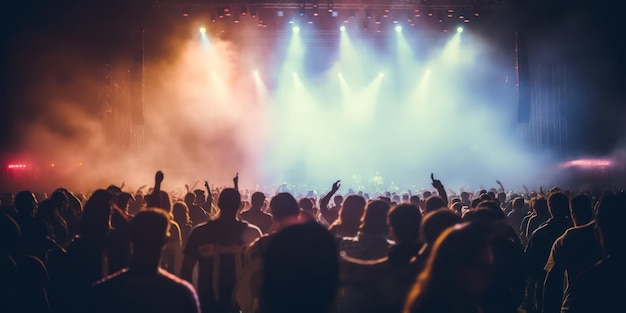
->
[[152, 0, 513, 11]]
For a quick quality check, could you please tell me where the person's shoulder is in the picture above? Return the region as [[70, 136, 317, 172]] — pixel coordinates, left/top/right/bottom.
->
[[93, 268, 129, 288], [158, 268, 197, 293]]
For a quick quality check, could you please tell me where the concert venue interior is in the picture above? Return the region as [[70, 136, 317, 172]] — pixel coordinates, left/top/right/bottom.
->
[[1, 0, 625, 192]]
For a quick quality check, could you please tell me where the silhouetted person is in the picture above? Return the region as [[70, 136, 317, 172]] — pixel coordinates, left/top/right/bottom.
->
[[388, 203, 422, 266], [14, 190, 49, 262], [91, 209, 200, 313], [404, 222, 496, 313], [184, 192, 208, 227], [238, 192, 302, 313], [173, 202, 193, 246], [329, 195, 366, 238], [0, 192, 16, 220], [239, 192, 273, 234], [320, 180, 342, 225], [543, 194, 603, 313], [524, 192, 572, 313], [507, 197, 526, 236], [61, 189, 115, 313], [340, 200, 391, 260], [181, 187, 262, 313], [145, 172, 182, 274], [262, 222, 339, 313], [524, 196, 550, 243], [0, 213, 50, 312], [568, 193, 626, 313], [416, 209, 462, 271]]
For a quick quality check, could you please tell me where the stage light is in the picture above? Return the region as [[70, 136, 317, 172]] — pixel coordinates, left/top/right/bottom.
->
[[253, 70, 259, 76], [292, 72, 298, 77], [395, 25, 402, 32], [340, 25, 346, 32], [199, 27, 206, 33], [293, 26, 300, 33], [378, 72, 385, 78], [457, 26, 463, 33]]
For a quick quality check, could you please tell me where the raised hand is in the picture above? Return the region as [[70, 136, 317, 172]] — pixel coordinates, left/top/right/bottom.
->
[[233, 172, 239, 189], [331, 180, 341, 193], [496, 179, 502, 186], [155, 171, 164, 185], [431, 173, 444, 190], [204, 181, 210, 190]]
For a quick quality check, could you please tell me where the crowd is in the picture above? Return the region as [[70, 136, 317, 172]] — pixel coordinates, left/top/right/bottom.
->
[[1, 170, 624, 313]]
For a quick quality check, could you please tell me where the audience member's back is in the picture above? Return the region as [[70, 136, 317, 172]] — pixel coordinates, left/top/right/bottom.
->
[[239, 192, 273, 234], [182, 188, 261, 313], [262, 222, 339, 313], [340, 200, 391, 260], [568, 193, 626, 313], [91, 209, 200, 313], [0, 213, 50, 312]]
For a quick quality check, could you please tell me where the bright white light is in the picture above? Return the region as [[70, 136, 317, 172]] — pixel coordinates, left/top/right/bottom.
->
[[395, 25, 402, 32], [292, 72, 298, 77], [457, 26, 463, 33], [340, 25, 346, 32], [292, 26, 300, 33], [199, 27, 206, 33], [253, 70, 260, 77], [378, 72, 385, 78], [337, 72, 343, 77]]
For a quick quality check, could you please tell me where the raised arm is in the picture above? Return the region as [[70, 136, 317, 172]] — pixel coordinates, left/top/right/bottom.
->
[[320, 180, 340, 222], [431, 173, 448, 205], [496, 179, 505, 193], [233, 172, 239, 191], [146, 171, 164, 208]]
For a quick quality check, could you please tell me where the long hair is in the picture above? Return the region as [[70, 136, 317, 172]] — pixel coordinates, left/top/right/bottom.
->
[[405, 222, 494, 313]]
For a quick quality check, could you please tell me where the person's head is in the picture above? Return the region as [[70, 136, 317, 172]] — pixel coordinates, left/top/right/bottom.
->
[[496, 192, 506, 204], [474, 200, 506, 220], [299, 197, 314, 214], [193, 189, 206, 205], [512, 197, 524, 211], [547, 192, 570, 219], [336, 195, 366, 227], [405, 222, 495, 313], [51, 189, 68, 210], [131, 209, 171, 253], [460, 191, 470, 201], [422, 191, 432, 199], [217, 188, 241, 219], [531, 196, 548, 216], [425, 196, 447, 213], [410, 195, 420, 207], [184, 192, 196, 206], [251, 192, 266, 209], [115, 192, 134, 213], [80, 190, 114, 239], [270, 193, 300, 223], [333, 195, 344, 207], [422, 209, 462, 246], [262, 222, 339, 313], [388, 203, 422, 243], [596, 194, 626, 258], [569, 194, 593, 226], [359, 200, 391, 236], [15, 191, 37, 217], [172, 202, 191, 225]]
